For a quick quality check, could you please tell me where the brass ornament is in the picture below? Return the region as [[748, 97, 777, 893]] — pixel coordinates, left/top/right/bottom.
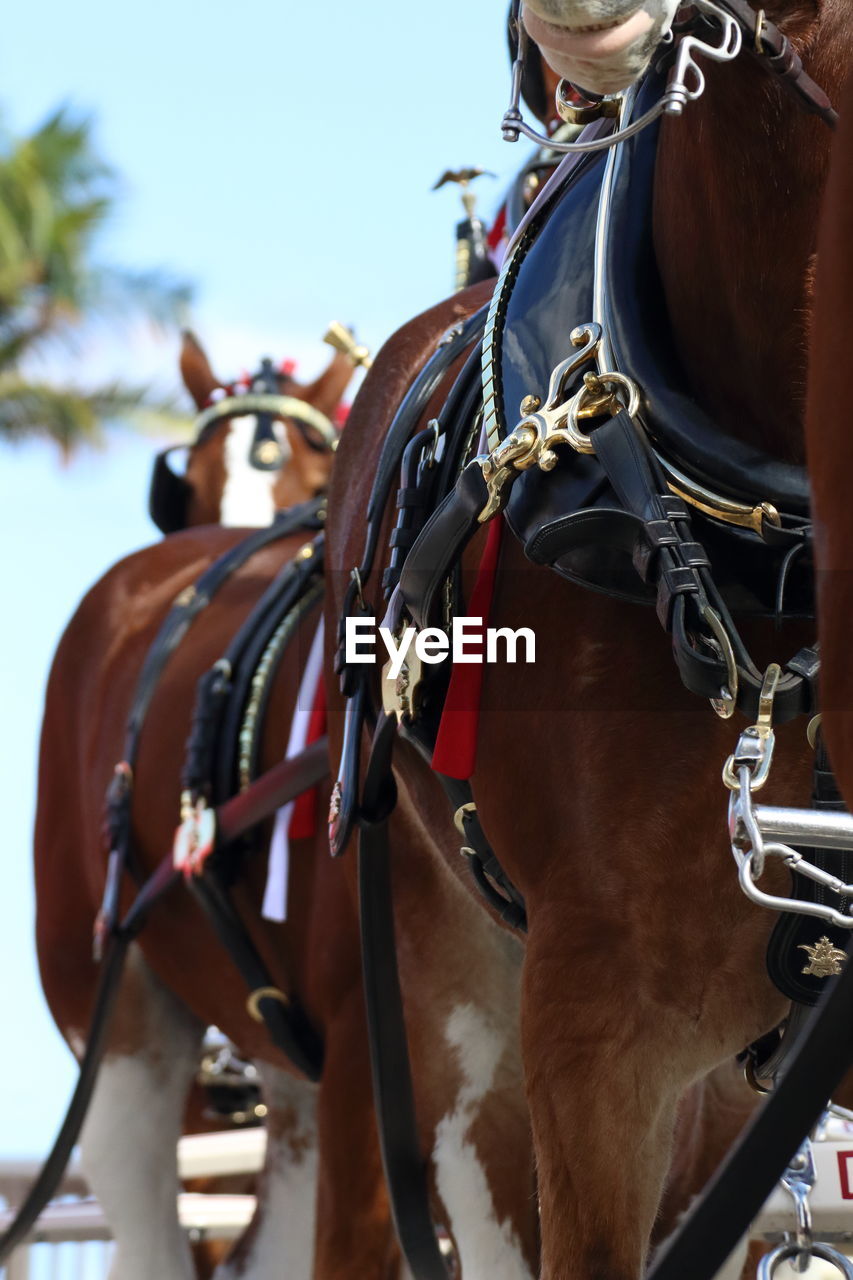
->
[[254, 439, 283, 467], [381, 646, 424, 723], [798, 936, 847, 979], [323, 321, 372, 370]]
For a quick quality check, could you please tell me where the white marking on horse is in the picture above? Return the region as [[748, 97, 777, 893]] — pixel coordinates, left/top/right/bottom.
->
[[432, 1004, 533, 1279], [220, 415, 287, 527], [215, 1063, 318, 1279], [79, 954, 203, 1280]]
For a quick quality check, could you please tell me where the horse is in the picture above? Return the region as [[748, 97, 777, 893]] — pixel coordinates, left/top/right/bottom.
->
[[807, 70, 853, 803], [33, 365, 403, 1276], [322, 2, 852, 1277], [149, 328, 356, 534]]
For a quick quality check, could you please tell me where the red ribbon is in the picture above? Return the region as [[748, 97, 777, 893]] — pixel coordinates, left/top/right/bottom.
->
[[430, 518, 504, 780], [288, 675, 328, 839]]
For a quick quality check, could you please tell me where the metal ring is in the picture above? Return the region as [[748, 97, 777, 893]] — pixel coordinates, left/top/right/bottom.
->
[[743, 1055, 774, 1096], [246, 987, 290, 1023], [807, 714, 823, 750], [758, 1242, 853, 1279]]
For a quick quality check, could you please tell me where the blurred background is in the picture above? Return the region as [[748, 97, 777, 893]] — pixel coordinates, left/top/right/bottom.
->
[[0, 0, 535, 1162]]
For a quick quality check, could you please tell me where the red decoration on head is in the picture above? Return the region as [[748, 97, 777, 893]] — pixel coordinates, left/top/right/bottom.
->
[[334, 402, 350, 429], [279, 358, 297, 377]]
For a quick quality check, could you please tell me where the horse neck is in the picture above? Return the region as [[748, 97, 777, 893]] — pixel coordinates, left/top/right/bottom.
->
[[652, 54, 836, 465]]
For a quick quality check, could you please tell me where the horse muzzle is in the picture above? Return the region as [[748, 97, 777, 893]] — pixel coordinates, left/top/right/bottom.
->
[[522, 0, 678, 94]]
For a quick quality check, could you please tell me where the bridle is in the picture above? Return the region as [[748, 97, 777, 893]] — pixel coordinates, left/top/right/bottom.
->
[[192, 356, 339, 462], [502, 0, 838, 155], [148, 357, 339, 535]]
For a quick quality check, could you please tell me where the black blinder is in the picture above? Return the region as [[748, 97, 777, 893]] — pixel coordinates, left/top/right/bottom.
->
[[148, 446, 193, 534]]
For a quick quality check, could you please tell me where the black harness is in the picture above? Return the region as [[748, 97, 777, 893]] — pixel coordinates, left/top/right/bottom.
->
[[331, 18, 853, 1279], [100, 498, 327, 1080]]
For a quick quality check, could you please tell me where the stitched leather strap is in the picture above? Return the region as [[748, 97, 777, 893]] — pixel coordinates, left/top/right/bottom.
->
[[358, 714, 449, 1279]]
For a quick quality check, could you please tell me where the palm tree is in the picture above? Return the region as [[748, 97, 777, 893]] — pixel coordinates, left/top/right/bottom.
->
[[0, 107, 193, 450]]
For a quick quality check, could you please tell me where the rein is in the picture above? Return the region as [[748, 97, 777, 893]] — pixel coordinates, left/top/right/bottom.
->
[[0, 737, 328, 1267]]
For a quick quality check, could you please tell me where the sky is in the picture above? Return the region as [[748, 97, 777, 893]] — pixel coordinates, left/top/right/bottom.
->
[[0, 0, 537, 1168]]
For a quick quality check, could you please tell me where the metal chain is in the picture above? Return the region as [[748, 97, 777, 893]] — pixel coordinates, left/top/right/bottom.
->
[[723, 668, 853, 930]]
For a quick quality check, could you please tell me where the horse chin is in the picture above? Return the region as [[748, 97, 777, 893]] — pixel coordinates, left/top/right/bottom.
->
[[521, 0, 678, 95]]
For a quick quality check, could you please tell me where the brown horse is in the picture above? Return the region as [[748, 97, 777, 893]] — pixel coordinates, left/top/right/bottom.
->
[[157, 329, 355, 531], [807, 70, 853, 803], [322, 4, 853, 1278], [34, 522, 406, 1279]]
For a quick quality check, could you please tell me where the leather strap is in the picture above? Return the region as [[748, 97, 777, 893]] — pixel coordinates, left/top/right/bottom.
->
[[715, 0, 839, 128], [358, 713, 448, 1279], [189, 872, 323, 1081], [0, 735, 333, 1263]]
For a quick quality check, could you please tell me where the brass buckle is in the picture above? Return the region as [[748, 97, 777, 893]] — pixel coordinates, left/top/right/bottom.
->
[[754, 8, 767, 54], [476, 322, 642, 521]]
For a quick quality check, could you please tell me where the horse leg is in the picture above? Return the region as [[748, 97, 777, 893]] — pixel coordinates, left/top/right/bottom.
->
[[213, 1063, 318, 1279], [521, 925, 689, 1280], [78, 943, 205, 1280]]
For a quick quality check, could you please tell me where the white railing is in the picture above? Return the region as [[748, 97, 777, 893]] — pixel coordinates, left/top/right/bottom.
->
[[4, 1122, 853, 1279], [0, 1129, 266, 1280]]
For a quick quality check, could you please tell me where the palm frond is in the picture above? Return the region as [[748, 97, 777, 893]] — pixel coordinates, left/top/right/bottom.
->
[[0, 375, 191, 451]]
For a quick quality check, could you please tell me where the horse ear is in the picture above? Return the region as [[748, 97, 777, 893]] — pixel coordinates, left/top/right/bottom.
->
[[297, 351, 357, 417], [179, 330, 222, 410]]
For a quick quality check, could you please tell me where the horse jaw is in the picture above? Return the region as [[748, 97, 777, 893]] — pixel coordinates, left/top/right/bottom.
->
[[522, 0, 679, 94]]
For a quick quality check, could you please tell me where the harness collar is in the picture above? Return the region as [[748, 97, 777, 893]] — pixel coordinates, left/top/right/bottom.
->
[[194, 393, 339, 453]]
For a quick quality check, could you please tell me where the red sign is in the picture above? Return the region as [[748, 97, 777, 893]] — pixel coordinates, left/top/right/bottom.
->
[[837, 1150, 853, 1198]]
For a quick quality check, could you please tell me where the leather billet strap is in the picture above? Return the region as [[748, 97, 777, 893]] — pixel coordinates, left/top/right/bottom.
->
[[384, 344, 487, 601], [713, 0, 839, 128], [358, 713, 450, 1279]]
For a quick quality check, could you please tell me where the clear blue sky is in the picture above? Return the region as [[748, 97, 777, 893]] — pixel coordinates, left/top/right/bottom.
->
[[0, 0, 536, 1160]]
